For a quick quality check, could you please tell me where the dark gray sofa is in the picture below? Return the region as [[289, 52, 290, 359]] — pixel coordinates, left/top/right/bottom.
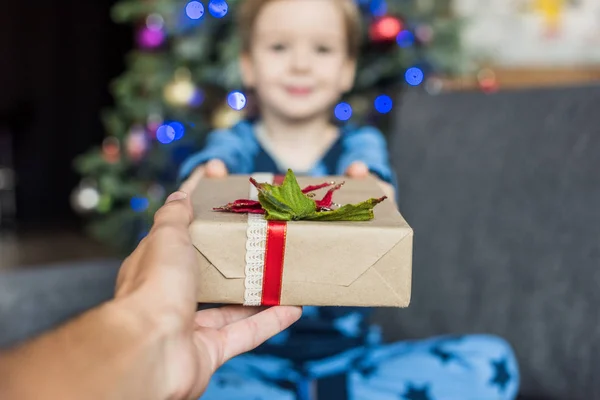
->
[[375, 84, 600, 400], [1, 84, 599, 399]]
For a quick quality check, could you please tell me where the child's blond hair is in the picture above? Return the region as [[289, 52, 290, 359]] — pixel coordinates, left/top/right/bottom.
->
[[237, 0, 363, 59]]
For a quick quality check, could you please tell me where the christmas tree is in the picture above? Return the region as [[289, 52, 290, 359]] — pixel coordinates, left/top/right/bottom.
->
[[72, 0, 464, 253]]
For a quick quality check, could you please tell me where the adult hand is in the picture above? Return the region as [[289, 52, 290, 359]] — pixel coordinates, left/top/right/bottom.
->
[[180, 159, 228, 194], [114, 190, 302, 399], [0, 190, 301, 400]]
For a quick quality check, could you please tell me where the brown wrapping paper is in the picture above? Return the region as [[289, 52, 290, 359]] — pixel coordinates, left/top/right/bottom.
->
[[189, 174, 413, 307]]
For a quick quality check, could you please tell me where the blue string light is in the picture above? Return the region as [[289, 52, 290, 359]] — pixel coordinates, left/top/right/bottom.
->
[[168, 121, 185, 141], [130, 197, 149, 213], [396, 30, 414, 48], [156, 124, 176, 144], [208, 0, 228, 18], [374, 95, 393, 114], [189, 89, 204, 107], [370, 0, 387, 17], [405, 67, 424, 86], [334, 102, 353, 121], [156, 122, 186, 144], [227, 91, 247, 110], [185, 1, 205, 20]]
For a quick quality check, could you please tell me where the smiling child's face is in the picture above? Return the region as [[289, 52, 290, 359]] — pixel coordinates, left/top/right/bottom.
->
[[240, 0, 357, 122]]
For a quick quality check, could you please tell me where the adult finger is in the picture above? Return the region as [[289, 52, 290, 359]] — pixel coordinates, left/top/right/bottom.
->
[[195, 305, 267, 329], [219, 306, 302, 362], [151, 191, 194, 233], [180, 166, 204, 194]]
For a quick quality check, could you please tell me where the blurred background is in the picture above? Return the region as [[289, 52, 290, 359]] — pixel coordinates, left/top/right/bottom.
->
[[1, 0, 600, 398]]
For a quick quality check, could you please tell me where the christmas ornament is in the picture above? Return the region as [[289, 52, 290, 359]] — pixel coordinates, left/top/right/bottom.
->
[[369, 16, 403, 42], [214, 169, 386, 221], [71, 180, 100, 214], [126, 126, 148, 161], [477, 68, 499, 93], [102, 137, 120, 163], [212, 104, 244, 129], [164, 68, 196, 107]]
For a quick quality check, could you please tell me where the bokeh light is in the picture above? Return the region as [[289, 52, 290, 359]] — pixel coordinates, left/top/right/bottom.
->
[[137, 27, 165, 49], [208, 0, 228, 18], [334, 102, 353, 121], [130, 196, 149, 213], [396, 30, 414, 48], [76, 187, 100, 211], [168, 121, 185, 141], [186, 1, 205, 20], [148, 183, 166, 201], [189, 89, 205, 107], [146, 13, 164, 30], [374, 95, 393, 114], [405, 67, 424, 86], [370, 0, 387, 17], [156, 124, 176, 144], [227, 91, 247, 111], [372, 16, 402, 40]]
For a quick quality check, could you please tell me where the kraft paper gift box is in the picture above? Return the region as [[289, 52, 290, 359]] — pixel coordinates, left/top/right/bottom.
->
[[189, 173, 413, 307]]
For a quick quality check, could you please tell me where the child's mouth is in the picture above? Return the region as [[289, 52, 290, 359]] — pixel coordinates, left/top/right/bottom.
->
[[286, 86, 313, 96]]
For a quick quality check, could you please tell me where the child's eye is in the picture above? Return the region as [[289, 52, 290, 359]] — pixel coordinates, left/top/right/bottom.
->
[[316, 45, 332, 54], [270, 43, 287, 52]]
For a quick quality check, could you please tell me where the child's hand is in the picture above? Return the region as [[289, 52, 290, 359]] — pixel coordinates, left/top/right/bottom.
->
[[180, 159, 229, 194], [205, 159, 228, 178], [345, 161, 370, 179], [345, 161, 396, 203]]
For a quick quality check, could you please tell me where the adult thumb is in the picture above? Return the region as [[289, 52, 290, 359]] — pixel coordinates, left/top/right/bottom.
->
[[152, 191, 194, 231]]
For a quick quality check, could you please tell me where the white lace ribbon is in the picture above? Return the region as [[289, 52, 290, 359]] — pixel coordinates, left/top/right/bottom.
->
[[243, 173, 274, 306]]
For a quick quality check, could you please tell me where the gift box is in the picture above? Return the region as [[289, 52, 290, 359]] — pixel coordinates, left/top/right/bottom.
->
[[189, 172, 413, 307]]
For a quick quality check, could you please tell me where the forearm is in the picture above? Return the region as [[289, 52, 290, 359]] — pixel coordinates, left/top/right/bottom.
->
[[0, 298, 171, 400]]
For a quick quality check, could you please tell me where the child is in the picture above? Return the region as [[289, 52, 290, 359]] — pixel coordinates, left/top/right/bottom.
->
[[179, 1, 520, 399]]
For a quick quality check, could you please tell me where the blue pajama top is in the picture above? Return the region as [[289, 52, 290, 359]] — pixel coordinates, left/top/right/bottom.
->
[[179, 120, 398, 362]]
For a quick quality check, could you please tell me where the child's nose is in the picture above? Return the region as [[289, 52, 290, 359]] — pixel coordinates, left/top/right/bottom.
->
[[290, 46, 311, 73]]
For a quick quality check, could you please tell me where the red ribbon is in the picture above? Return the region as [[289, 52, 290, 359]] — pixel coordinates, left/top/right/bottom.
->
[[261, 175, 287, 306]]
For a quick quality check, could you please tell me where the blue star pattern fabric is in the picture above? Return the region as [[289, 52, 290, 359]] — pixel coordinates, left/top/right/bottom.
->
[[180, 121, 520, 399], [199, 334, 519, 400]]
